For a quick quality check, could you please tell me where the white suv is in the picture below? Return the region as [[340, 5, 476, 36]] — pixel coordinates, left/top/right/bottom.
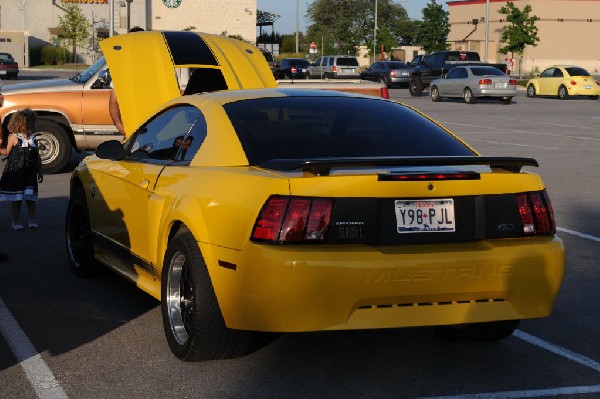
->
[[307, 55, 361, 79]]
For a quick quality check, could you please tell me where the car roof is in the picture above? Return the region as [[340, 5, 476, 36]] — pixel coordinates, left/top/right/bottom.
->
[[100, 31, 276, 136]]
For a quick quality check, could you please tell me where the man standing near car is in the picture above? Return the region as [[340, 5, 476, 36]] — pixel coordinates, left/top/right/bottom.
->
[[109, 26, 145, 136]]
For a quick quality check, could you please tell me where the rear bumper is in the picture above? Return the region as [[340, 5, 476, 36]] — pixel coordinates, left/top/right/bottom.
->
[[568, 86, 600, 96], [476, 87, 518, 97], [203, 236, 565, 332]]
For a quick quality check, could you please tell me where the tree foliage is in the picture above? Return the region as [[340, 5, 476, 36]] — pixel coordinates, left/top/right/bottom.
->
[[416, 0, 449, 52], [305, 0, 411, 57], [257, 10, 280, 25], [57, 4, 90, 63], [280, 32, 309, 54], [498, 1, 540, 57]]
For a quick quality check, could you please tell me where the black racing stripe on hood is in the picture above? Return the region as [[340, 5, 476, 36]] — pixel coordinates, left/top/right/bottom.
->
[[162, 31, 218, 66]]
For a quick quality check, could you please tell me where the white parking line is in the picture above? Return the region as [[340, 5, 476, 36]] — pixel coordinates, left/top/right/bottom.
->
[[441, 121, 600, 141], [0, 296, 68, 399], [465, 138, 558, 150], [419, 385, 600, 399], [520, 120, 600, 132], [557, 227, 600, 243]]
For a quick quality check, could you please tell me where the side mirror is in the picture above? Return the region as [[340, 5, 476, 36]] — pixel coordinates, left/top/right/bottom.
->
[[96, 140, 125, 160]]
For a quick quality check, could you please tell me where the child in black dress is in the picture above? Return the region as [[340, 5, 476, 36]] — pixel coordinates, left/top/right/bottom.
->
[[0, 109, 43, 230]]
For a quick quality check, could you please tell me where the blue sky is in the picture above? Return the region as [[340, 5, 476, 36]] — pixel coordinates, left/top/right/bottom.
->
[[255, 0, 447, 34]]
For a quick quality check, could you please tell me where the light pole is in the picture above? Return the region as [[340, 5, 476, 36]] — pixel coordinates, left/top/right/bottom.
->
[[295, 0, 299, 54], [109, 0, 114, 37], [373, 0, 377, 64], [484, 0, 489, 62]]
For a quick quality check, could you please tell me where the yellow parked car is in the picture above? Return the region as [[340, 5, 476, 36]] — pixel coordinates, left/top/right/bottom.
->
[[66, 31, 565, 361], [526, 65, 600, 100]]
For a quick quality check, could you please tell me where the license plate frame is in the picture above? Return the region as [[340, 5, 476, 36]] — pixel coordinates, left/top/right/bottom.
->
[[395, 199, 455, 233]]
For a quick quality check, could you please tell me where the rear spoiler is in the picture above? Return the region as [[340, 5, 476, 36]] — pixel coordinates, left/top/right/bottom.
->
[[258, 156, 538, 176]]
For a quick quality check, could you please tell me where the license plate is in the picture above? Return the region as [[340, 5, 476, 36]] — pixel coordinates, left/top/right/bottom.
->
[[494, 82, 506, 88], [395, 199, 455, 233], [301, 68, 306, 72], [585, 85, 592, 89], [342, 68, 354, 73], [0, 71, 5, 75]]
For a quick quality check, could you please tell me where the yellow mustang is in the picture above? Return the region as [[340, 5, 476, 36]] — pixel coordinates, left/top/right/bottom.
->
[[66, 31, 565, 361], [526, 65, 600, 100]]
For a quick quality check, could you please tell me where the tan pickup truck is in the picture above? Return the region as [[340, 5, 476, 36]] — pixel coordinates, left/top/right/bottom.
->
[[0, 58, 122, 173], [1, 56, 387, 174]]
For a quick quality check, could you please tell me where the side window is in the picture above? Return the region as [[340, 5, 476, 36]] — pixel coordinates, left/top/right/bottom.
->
[[552, 69, 564, 77], [176, 113, 207, 163], [458, 68, 468, 78], [446, 68, 460, 79], [126, 105, 201, 162], [314, 57, 322, 66], [423, 54, 436, 66], [540, 68, 554, 78], [328, 57, 334, 66]]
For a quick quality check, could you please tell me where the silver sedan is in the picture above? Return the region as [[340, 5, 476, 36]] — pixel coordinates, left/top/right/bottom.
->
[[430, 66, 518, 104]]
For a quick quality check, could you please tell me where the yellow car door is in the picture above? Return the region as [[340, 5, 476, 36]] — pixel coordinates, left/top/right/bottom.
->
[[537, 67, 560, 95]]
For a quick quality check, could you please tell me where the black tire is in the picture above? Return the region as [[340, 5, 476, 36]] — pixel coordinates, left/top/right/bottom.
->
[[66, 187, 101, 277], [161, 231, 254, 361], [430, 85, 442, 102], [36, 119, 72, 174], [558, 85, 569, 100], [464, 88, 476, 104], [435, 320, 520, 343], [526, 84, 536, 98], [409, 76, 423, 96]]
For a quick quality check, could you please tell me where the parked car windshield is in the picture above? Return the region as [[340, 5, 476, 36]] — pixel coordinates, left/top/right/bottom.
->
[[0, 53, 14, 61], [225, 96, 474, 164], [336, 57, 359, 66], [565, 67, 590, 77], [386, 62, 407, 69], [71, 57, 107, 84], [470, 67, 505, 76]]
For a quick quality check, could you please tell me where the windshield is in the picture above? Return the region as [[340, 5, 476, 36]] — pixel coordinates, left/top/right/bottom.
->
[[471, 67, 505, 76], [225, 96, 474, 165], [565, 67, 590, 77], [71, 57, 107, 84]]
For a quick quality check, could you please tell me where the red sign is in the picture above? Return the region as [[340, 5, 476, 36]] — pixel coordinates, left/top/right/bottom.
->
[[309, 41, 317, 49]]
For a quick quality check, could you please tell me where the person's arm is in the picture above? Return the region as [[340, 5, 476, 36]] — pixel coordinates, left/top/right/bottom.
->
[[109, 89, 126, 136], [0, 134, 17, 156]]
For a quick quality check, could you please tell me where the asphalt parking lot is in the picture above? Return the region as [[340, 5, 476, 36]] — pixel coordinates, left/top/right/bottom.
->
[[0, 75, 599, 398]]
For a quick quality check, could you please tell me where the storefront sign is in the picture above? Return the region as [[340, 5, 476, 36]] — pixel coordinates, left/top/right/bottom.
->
[[62, 0, 109, 4]]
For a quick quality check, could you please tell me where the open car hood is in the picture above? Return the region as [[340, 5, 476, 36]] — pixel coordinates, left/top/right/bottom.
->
[[100, 31, 277, 136]]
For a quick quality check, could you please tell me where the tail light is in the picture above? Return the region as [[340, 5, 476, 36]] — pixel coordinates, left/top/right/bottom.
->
[[381, 87, 390, 99], [508, 79, 517, 85], [516, 191, 556, 236], [332, 66, 337, 73], [390, 70, 397, 77], [479, 79, 493, 85], [570, 80, 577, 85], [596, 81, 600, 86], [252, 196, 333, 244], [291, 67, 297, 73]]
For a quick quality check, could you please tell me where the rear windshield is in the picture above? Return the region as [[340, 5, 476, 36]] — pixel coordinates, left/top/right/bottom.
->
[[224, 96, 474, 164], [336, 57, 359, 66], [387, 62, 407, 69], [565, 67, 590, 77], [287, 59, 310, 67], [471, 67, 505, 76]]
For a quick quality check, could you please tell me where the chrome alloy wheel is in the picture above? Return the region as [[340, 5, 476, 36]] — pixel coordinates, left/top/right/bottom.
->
[[166, 251, 194, 345]]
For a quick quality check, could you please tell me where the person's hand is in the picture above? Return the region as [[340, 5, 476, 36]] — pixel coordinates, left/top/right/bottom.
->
[[38, 173, 43, 183]]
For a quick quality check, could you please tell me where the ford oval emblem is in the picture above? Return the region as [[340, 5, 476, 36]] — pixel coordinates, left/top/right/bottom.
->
[[497, 223, 514, 232]]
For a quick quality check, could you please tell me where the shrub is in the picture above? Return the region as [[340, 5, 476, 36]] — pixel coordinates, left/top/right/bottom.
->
[[40, 45, 70, 65]]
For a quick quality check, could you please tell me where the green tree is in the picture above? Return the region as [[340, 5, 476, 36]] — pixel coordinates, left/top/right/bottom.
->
[[416, 0, 449, 52], [57, 3, 90, 63], [498, 1, 540, 76], [280, 32, 309, 54], [306, 0, 411, 58]]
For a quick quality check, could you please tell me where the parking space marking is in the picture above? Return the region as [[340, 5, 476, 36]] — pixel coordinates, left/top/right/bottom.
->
[[464, 138, 558, 150], [0, 296, 68, 399], [441, 121, 600, 141], [519, 120, 600, 132], [419, 384, 600, 399], [419, 330, 600, 399], [557, 227, 600, 243]]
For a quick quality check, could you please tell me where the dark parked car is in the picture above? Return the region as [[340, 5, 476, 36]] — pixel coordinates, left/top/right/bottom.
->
[[361, 61, 410, 88], [274, 58, 310, 80], [0, 53, 18, 79]]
